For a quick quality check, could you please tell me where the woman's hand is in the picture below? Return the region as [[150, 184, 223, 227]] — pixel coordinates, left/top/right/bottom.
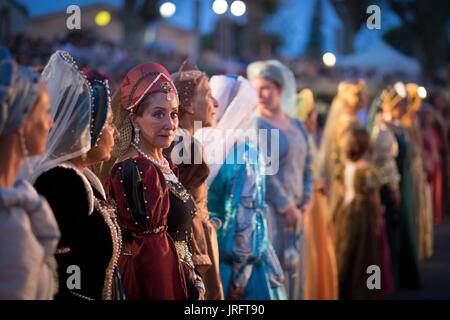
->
[[226, 284, 245, 300], [195, 278, 206, 300], [197, 286, 205, 300], [283, 205, 302, 229]]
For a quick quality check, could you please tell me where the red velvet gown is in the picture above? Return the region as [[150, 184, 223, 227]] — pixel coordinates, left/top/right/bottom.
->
[[105, 157, 188, 299]]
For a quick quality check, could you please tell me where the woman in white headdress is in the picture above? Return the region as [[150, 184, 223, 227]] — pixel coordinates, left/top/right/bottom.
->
[[247, 60, 314, 300], [195, 75, 286, 300], [27, 51, 124, 300], [0, 48, 59, 299]]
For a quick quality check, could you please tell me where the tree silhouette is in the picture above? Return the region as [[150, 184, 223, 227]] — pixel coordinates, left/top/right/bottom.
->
[[305, 0, 324, 59], [121, 0, 159, 53], [330, 0, 371, 54], [388, 0, 449, 78], [239, 0, 281, 59]]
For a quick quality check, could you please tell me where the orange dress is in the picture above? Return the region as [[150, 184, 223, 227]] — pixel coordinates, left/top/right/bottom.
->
[[304, 137, 339, 300]]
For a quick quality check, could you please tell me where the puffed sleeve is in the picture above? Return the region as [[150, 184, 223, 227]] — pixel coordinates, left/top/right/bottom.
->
[[165, 135, 212, 269], [104, 158, 170, 232], [34, 166, 91, 248], [0, 180, 59, 299]]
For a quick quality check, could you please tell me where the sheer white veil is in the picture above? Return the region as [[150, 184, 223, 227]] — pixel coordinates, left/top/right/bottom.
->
[[17, 51, 92, 183], [194, 75, 258, 187], [265, 60, 297, 117]]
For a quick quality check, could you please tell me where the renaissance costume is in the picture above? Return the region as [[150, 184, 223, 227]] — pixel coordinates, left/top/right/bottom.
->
[[296, 89, 339, 300], [0, 48, 60, 299], [317, 80, 366, 181], [247, 61, 314, 300], [402, 84, 433, 261], [30, 51, 123, 300], [164, 63, 224, 300], [333, 162, 382, 299], [421, 110, 444, 225], [367, 83, 421, 290], [105, 62, 202, 300], [195, 75, 286, 300]]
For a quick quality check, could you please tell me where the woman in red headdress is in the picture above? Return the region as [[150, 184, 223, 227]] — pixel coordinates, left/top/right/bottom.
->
[[104, 63, 203, 300]]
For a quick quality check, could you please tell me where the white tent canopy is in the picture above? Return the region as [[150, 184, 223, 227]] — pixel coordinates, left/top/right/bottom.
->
[[336, 40, 421, 76]]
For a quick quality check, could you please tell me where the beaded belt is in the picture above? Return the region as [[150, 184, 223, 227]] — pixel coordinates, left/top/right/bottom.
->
[[121, 226, 167, 256], [132, 225, 167, 237]]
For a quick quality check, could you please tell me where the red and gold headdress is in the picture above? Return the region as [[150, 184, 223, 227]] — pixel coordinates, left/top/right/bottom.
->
[[120, 62, 178, 112]]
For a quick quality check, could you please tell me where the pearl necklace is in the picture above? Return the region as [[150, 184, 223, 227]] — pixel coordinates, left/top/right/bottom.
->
[[131, 142, 181, 185], [131, 142, 170, 168]]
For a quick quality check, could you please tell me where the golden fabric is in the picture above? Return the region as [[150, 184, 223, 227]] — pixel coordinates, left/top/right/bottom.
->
[[327, 114, 362, 217], [304, 158, 339, 300], [336, 80, 366, 111], [333, 164, 382, 300], [405, 125, 434, 260], [295, 88, 314, 121], [402, 83, 421, 128]]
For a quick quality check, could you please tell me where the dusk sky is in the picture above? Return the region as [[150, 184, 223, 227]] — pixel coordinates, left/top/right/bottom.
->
[[16, 0, 401, 57]]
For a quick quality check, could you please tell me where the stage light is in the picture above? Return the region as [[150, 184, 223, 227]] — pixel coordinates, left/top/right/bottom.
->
[[213, 0, 228, 15], [160, 2, 176, 18], [95, 11, 111, 26], [323, 52, 336, 67], [230, 1, 246, 16]]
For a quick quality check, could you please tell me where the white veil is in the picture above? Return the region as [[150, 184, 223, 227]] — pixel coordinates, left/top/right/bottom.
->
[[265, 60, 297, 117], [194, 75, 258, 187], [17, 51, 92, 183]]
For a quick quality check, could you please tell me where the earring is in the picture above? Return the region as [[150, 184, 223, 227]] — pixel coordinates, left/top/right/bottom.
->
[[134, 127, 140, 144], [19, 132, 32, 175], [82, 153, 87, 162], [19, 131, 29, 157]]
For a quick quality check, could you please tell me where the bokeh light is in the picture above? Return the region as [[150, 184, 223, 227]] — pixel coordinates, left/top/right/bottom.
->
[[95, 11, 111, 27], [418, 86, 427, 99], [230, 1, 246, 16], [323, 52, 336, 67], [159, 2, 176, 19], [212, 0, 228, 15]]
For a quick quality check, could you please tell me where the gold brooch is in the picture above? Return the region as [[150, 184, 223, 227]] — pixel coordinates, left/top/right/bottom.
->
[[160, 82, 172, 93]]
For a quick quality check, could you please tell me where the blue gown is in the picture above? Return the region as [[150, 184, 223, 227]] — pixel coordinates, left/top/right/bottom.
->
[[207, 142, 286, 300]]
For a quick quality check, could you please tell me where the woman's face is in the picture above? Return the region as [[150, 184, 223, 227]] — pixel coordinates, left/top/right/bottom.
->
[[391, 100, 407, 119], [133, 92, 179, 150], [87, 107, 118, 163], [191, 77, 218, 127], [21, 83, 53, 156], [250, 77, 282, 114]]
